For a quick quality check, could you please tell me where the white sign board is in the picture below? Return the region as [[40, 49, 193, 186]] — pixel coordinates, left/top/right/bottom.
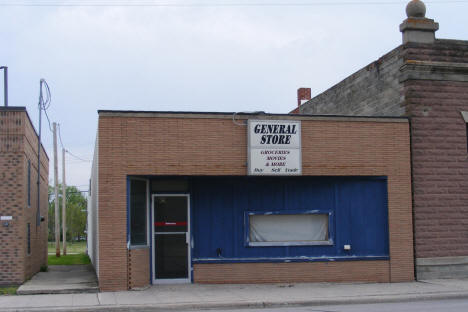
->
[[248, 120, 302, 175]]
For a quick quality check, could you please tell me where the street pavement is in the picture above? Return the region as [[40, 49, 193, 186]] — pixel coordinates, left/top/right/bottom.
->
[[185, 299, 468, 312], [2, 279, 468, 312]]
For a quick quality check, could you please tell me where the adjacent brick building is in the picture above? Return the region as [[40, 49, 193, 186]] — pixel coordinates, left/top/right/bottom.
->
[[89, 111, 413, 291], [0, 107, 49, 285], [295, 0, 468, 279]]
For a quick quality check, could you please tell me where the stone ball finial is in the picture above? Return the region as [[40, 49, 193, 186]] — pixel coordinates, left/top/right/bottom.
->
[[406, 0, 426, 18]]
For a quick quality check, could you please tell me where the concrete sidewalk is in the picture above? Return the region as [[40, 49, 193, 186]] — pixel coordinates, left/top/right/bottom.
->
[[2, 279, 468, 312], [17, 265, 98, 295]]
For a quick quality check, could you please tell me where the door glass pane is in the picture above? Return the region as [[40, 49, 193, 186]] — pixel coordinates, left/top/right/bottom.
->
[[155, 197, 188, 233], [155, 234, 188, 279]]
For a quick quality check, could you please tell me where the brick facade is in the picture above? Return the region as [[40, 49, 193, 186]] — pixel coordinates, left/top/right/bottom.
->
[[194, 261, 390, 284], [0, 107, 49, 285], [93, 112, 413, 291], [128, 248, 150, 289], [298, 38, 468, 277]]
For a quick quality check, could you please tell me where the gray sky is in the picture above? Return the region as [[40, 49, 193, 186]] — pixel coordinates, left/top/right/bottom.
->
[[1, 0, 467, 192]]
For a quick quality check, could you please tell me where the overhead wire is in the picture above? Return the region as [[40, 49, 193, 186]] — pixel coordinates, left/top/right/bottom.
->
[[66, 150, 91, 162], [58, 123, 91, 162], [0, 0, 467, 6], [58, 123, 65, 150], [52, 107, 91, 163], [39, 79, 53, 132]]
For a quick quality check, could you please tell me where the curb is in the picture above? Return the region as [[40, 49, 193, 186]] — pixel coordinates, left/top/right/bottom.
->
[[2, 291, 468, 312], [16, 287, 99, 295]]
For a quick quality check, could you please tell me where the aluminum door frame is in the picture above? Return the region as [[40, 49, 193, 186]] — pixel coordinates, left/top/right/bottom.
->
[[152, 193, 191, 284]]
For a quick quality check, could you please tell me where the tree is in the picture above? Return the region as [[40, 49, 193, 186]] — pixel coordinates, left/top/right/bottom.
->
[[48, 184, 87, 242]]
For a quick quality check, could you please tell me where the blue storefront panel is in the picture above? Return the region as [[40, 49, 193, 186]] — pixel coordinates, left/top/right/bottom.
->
[[190, 176, 389, 263]]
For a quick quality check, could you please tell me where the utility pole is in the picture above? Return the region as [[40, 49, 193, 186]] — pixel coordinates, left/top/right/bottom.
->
[[53, 122, 60, 257], [62, 147, 67, 255]]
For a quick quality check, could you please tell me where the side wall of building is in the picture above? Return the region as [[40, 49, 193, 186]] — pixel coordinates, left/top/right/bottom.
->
[[97, 113, 413, 291], [299, 47, 405, 117], [88, 133, 99, 277], [299, 39, 468, 279], [0, 108, 48, 285], [401, 40, 468, 278]]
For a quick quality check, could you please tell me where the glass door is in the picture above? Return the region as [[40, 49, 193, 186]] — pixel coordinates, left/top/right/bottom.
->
[[152, 194, 190, 283]]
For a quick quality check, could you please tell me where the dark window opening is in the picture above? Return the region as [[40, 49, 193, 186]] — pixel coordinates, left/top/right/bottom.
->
[[462, 112, 468, 153], [27, 223, 31, 254], [130, 179, 148, 246], [27, 160, 31, 207], [151, 179, 189, 193]]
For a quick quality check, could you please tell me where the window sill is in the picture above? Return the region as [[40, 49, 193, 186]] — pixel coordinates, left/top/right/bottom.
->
[[129, 245, 150, 250], [193, 255, 389, 264]]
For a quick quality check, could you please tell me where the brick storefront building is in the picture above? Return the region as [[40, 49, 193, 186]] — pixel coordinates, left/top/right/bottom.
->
[[0, 107, 49, 285], [89, 111, 413, 291], [295, 0, 468, 279]]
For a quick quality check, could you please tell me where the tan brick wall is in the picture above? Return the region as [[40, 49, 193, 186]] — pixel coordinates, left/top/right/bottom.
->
[[194, 261, 390, 284], [0, 109, 49, 285], [128, 248, 150, 289], [98, 114, 413, 291]]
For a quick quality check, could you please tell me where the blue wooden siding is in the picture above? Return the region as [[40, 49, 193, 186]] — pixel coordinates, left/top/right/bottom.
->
[[190, 176, 389, 263]]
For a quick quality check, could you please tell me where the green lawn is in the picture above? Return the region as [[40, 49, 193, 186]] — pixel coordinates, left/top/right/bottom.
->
[[48, 241, 86, 254], [48, 253, 91, 265], [0, 286, 18, 296]]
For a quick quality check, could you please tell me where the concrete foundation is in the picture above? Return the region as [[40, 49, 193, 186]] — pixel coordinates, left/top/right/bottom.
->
[[417, 257, 468, 280]]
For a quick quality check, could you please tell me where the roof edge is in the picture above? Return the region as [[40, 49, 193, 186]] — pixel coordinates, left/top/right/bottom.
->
[[97, 110, 409, 123]]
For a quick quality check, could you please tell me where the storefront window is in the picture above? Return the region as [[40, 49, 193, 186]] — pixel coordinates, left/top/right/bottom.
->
[[130, 179, 148, 246], [247, 212, 331, 246]]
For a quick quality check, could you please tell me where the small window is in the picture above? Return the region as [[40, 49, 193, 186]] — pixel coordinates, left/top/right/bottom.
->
[[462, 111, 468, 152], [246, 212, 332, 247], [27, 160, 31, 207], [129, 179, 148, 246], [27, 223, 31, 254]]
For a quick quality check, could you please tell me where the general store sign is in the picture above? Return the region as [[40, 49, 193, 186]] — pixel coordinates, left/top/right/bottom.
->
[[248, 120, 302, 175]]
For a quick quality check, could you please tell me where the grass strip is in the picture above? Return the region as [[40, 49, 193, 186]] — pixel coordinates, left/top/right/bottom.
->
[[48, 253, 91, 265], [48, 241, 86, 254], [0, 286, 18, 296]]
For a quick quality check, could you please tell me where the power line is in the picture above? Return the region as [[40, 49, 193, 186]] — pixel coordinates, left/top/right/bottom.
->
[[39, 79, 53, 132], [58, 123, 65, 149], [0, 0, 467, 7], [57, 122, 92, 162], [66, 150, 91, 162]]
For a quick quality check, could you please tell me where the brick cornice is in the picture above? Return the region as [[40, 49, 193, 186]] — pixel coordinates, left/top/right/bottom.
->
[[400, 60, 468, 82]]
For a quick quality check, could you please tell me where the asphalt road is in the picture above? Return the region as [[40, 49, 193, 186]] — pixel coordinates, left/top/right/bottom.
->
[[175, 298, 468, 312]]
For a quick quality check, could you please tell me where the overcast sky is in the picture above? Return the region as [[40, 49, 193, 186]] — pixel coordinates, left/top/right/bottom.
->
[[1, 0, 467, 192]]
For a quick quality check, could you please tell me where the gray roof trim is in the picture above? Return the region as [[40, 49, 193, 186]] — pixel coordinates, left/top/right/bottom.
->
[[98, 110, 408, 123]]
